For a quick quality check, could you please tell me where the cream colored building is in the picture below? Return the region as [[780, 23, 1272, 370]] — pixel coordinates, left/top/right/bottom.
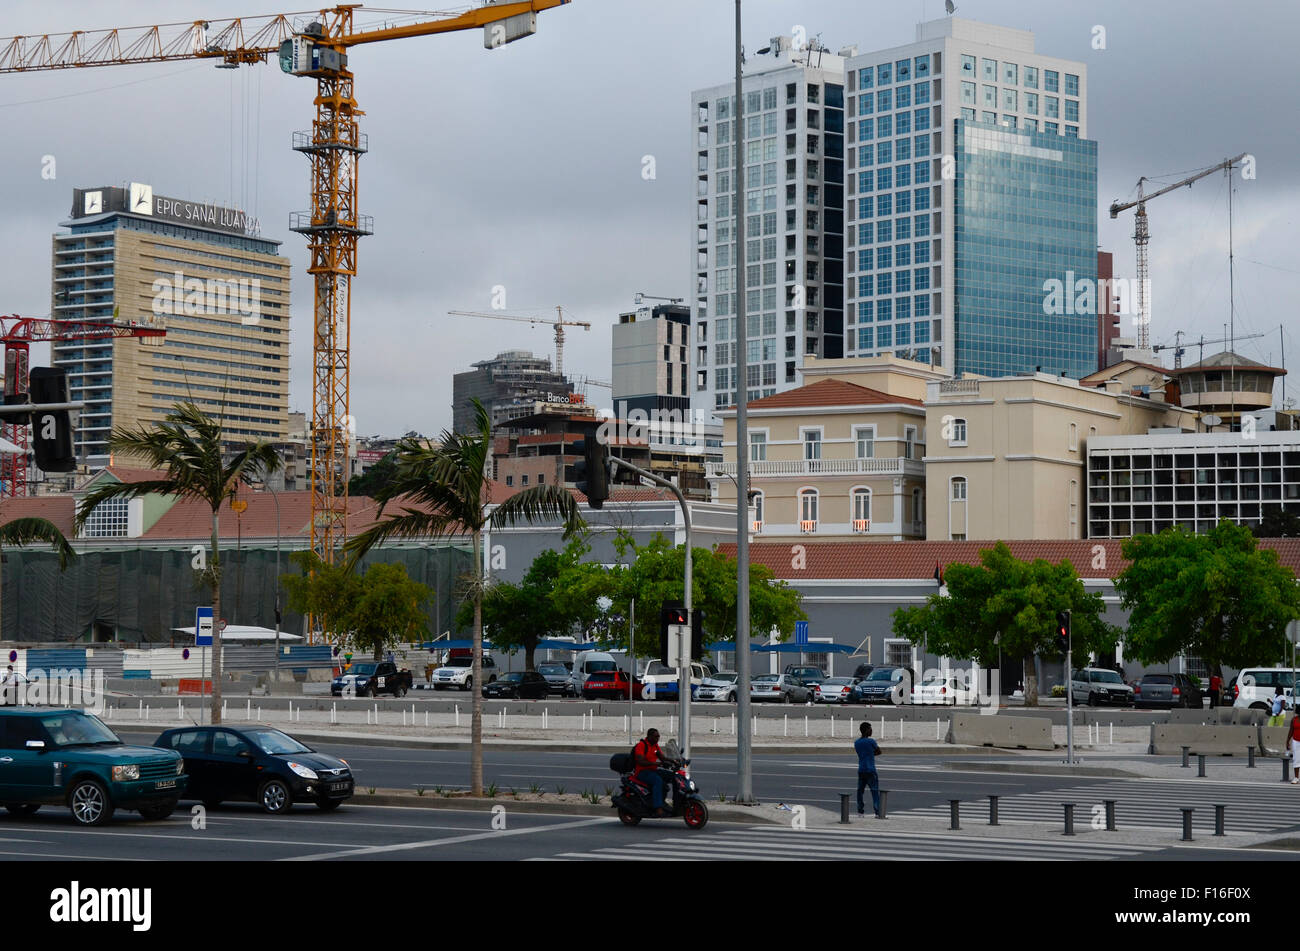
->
[[709, 356, 948, 539], [54, 184, 291, 466], [925, 372, 1197, 540]]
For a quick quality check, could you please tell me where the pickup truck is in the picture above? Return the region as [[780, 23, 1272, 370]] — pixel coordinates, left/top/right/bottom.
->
[[331, 661, 413, 698]]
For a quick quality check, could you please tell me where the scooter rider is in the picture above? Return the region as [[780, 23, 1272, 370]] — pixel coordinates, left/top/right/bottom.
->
[[633, 728, 674, 816]]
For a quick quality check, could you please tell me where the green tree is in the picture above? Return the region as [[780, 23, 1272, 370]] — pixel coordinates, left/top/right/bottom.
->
[[0, 517, 76, 639], [892, 541, 1117, 706], [344, 398, 582, 795], [1252, 509, 1300, 538], [74, 402, 280, 724], [1115, 520, 1300, 677], [283, 552, 432, 661], [348, 452, 397, 498]]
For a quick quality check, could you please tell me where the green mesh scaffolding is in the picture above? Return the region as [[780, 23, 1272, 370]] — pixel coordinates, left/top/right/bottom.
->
[[0, 543, 473, 643]]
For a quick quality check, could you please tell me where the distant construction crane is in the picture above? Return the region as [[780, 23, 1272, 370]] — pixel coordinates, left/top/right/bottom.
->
[[1108, 153, 1246, 350], [1152, 328, 1270, 370], [448, 307, 590, 377], [0, 315, 166, 496]]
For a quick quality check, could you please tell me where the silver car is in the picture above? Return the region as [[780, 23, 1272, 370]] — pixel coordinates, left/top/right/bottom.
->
[[750, 673, 810, 703], [697, 672, 739, 702]]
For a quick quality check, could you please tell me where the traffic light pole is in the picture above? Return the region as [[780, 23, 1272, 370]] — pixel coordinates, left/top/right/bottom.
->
[[1066, 614, 1074, 766], [608, 456, 693, 758]]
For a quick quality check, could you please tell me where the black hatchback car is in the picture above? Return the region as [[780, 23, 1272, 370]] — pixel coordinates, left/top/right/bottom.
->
[[482, 671, 549, 699], [154, 726, 353, 814]]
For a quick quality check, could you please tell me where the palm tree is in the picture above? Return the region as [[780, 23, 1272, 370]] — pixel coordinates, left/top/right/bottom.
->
[[345, 398, 583, 795], [0, 517, 76, 638], [74, 402, 281, 724]]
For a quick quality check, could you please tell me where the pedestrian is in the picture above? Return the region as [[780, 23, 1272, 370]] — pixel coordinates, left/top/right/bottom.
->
[[854, 721, 883, 817], [1289, 703, 1300, 785], [1271, 686, 1288, 727], [1209, 672, 1222, 708]]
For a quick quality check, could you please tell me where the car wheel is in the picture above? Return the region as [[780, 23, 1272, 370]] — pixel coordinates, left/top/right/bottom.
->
[[1087, 691, 1098, 707], [69, 779, 114, 827], [396, 686, 407, 698], [138, 800, 176, 821], [317, 799, 343, 811], [782, 692, 792, 704], [463, 678, 473, 692], [618, 809, 641, 826], [258, 778, 293, 815], [6, 803, 39, 816], [683, 800, 709, 830]]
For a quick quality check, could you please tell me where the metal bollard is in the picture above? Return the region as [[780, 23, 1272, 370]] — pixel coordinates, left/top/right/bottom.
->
[[949, 799, 961, 830], [1104, 799, 1117, 832], [1284, 755, 1292, 783], [1181, 807, 1194, 841], [988, 794, 999, 826], [1181, 746, 1190, 768], [878, 790, 888, 820], [1247, 746, 1255, 768], [1197, 754, 1206, 778], [839, 793, 850, 824], [1062, 802, 1075, 836], [1214, 803, 1225, 837]]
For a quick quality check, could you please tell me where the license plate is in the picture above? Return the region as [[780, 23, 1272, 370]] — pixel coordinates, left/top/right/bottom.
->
[[155, 779, 176, 790], [329, 782, 350, 792]]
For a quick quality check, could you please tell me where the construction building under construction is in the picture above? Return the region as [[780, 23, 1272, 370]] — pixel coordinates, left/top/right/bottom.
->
[[451, 350, 573, 434]]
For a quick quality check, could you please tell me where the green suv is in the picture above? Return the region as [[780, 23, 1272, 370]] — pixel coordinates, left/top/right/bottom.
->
[[0, 708, 186, 826]]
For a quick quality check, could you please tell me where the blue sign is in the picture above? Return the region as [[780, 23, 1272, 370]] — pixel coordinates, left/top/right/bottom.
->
[[794, 621, 809, 645], [195, 606, 214, 646]]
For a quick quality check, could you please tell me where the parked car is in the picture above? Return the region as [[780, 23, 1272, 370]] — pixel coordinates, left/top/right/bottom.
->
[[784, 665, 826, 694], [853, 666, 910, 704], [912, 676, 977, 705], [1071, 668, 1137, 707], [640, 661, 709, 700], [155, 725, 353, 814], [483, 671, 550, 700], [538, 663, 575, 697], [1232, 668, 1295, 712], [814, 677, 859, 703], [697, 672, 739, 702], [0, 708, 185, 826], [750, 673, 811, 703], [568, 651, 619, 696], [430, 655, 498, 691], [1132, 672, 1199, 709], [852, 664, 875, 681], [581, 669, 643, 701], [331, 661, 412, 698]]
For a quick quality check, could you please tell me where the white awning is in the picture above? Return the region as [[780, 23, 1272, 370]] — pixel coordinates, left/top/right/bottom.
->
[[171, 625, 304, 642]]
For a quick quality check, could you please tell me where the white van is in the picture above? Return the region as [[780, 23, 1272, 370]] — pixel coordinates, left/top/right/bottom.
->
[[568, 651, 619, 696], [1232, 667, 1295, 711]]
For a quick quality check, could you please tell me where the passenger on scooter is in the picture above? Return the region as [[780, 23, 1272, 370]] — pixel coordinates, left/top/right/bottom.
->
[[633, 728, 673, 816]]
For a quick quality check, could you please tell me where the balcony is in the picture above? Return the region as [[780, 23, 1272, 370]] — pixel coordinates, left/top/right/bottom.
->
[[799, 520, 817, 534], [852, 518, 870, 533], [751, 520, 764, 534], [939, 379, 980, 396], [708, 457, 922, 479]]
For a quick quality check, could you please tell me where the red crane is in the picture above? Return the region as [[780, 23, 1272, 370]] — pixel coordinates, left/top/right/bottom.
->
[[0, 315, 166, 496]]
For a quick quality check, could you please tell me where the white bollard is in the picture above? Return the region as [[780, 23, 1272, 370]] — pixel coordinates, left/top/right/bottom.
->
[[731, 713, 736, 735], [138, 700, 143, 718], [257, 706, 261, 720], [222, 701, 227, 719], [640, 711, 644, 733], [937, 718, 942, 740], [425, 711, 429, 728], [880, 717, 885, 736], [145, 705, 150, 720], [1110, 723, 1113, 745], [177, 699, 182, 720], [456, 705, 460, 727], [783, 715, 787, 737], [247, 700, 251, 720], [805, 716, 809, 737], [830, 715, 835, 738], [670, 715, 675, 735]]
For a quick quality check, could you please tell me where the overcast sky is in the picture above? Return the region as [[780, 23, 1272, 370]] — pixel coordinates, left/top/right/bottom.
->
[[0, 0, 1295, 437]]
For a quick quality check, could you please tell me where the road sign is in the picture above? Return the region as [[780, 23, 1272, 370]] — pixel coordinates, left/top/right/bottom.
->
[[195, 606, 213, 646], [231, 499, 247, 514], [794, 620, 809, 645], [666, 624, 689, 667], [219, 618, 228, 633]]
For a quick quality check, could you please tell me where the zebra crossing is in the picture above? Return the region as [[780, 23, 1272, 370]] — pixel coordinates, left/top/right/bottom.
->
[[534, 824, 1166, 861], [891, 779, 1300, 834]]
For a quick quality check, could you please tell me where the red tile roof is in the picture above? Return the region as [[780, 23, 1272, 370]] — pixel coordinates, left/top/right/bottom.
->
[[715, 538, 1300, 580], [745, 378, 923, 410], [101, 466, 172, 485], [0, 496, 76, 537]]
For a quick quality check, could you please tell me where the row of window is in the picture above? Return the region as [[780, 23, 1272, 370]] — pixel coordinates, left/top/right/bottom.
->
[[957, 57, 1078, 96], [856, 54, 938, 88], [749, 426, 921, 461], [765, 485, 925, 531]]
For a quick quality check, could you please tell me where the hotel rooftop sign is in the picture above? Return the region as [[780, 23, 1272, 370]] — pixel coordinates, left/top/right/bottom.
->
[[70, 183, 261, 237]]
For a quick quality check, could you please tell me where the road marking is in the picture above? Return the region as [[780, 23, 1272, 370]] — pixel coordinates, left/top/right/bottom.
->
[[0, 848, 147, 861], [284, 815, 609, 861]]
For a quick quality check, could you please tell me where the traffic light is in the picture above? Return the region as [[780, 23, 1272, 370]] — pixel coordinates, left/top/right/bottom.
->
[[28, 367, 76, 473], [659, 600, 687, 666], [1054, 609, 1071, 656], [567, 422, 609, 509]]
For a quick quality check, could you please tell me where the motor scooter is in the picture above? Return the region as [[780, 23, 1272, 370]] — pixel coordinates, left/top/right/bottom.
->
[[609, 740, 709, 829]]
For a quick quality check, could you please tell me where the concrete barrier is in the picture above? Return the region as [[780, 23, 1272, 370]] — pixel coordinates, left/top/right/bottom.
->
[[1148, 723, 1259, 755], [1231, 707, 1268, 726], [1259, 725, 1290, 756], [946, 714, 1053, 751], [1166, 709, 1212, 724]]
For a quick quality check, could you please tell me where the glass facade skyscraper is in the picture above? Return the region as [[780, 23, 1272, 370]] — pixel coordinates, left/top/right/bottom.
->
[[953, 119, 1097, 379]]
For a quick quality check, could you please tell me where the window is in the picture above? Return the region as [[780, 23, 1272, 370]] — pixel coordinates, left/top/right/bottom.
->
[[1069, 422, 1078, 452], [1065, 98, 1079, 122], [1045, 96, 1059, 118], [750, 490, 764, 529], [1023, 66, 1038, 88], [903, 425, 917, 459], [505, 475, 513, 487], [212, 731, 253, 757], [951, 476, 967, 501], [538, 472, 545, 485], [960, 81, 975, 105], [982, 84, 996, 107], [912, 487, 923, 527], [1025, 92, 1038, 115], [948, 417, 967, 446], [852, 487, 872, 529], [1065, 73, 1079, 96], [799, 488, 819, 528], [960, 54, 975, 75], [803, 429, 822, 461], [1045, 69, 1059, 92], [521, 474, 529, 486], [749, 431, 767, 462], [81, 496, 128, 537], [1002, 62, 1018, 85], [981, 58, 996, 81], [855, 426, 875, 458]]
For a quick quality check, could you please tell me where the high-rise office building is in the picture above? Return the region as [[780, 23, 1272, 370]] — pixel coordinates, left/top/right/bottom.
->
[[844, 18, 1097, 380], [55, 183, 290, 465], [691, 37, 850, 421], [612, 302, 691, 419], [452, 350, 573, 435]]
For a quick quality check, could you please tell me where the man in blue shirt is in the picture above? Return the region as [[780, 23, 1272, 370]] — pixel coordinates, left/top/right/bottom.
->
[[854, 722, 883, 817]]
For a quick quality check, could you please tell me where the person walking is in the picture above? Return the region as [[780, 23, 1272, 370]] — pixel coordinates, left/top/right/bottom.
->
[[1271, 686, 1288, 727], [854, 721, 883, 817], [1209, 672, 1222, 708], [1289, 704, 1300, 785]]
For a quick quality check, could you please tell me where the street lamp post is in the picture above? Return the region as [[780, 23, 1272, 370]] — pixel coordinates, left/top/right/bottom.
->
[[264, 473, 282, 676]]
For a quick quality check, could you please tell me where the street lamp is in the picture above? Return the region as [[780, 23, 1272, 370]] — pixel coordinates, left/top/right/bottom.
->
[[262, 467, 282, 676]]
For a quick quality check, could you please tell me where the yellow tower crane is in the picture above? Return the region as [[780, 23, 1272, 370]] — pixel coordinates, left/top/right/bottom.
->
[[0, 0, 572, 568], [448, 307, 590, 377]]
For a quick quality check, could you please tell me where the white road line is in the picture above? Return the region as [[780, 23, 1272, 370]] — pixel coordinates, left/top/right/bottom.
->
[[0, 848, 147, 861], [284, 815, 609, 861]]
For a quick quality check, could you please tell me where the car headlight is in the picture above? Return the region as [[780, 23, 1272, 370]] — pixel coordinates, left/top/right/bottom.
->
[[176, 759, 185, 776], [287, 762, 318, 780], [112, 764, 140, 782]]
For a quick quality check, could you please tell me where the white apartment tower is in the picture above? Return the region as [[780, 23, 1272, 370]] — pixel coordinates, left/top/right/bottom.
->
[[690, 37, 850, 422]]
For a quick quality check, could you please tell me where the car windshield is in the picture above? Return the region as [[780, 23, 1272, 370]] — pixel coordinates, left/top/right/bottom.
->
[[1141, 674, 1173, 684], [1090, 670, 1124, 684], [539, 665, 566, 675], [709, 673, 738, 683], [753, 675, 778, 683], [443, 658, 472, 668], [586, 661, 617, 674], [351, 664, 377, 676], [39, 713, 120, 748], [646, 662, 674, 675], [501, 673, 525, 683], [868, 668, 898, 681], [247, 729, 312, 755]]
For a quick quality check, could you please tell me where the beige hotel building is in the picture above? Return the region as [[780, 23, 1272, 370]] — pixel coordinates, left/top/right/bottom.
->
[[54, 183, 291, 466]]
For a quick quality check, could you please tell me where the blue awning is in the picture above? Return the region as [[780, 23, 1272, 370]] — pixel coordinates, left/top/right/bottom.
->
[[754, 643, 862, 655], [705, 641, 760, 652], [417, 640, 493, 650], [535, 639, 598, 651]]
